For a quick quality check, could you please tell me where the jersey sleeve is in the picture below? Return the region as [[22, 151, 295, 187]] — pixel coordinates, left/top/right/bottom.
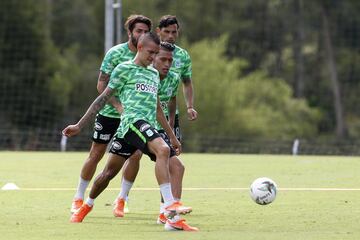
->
[[100, 47, 124, 75], [108, 64, 127, 92], [181, 51, 192, 80]]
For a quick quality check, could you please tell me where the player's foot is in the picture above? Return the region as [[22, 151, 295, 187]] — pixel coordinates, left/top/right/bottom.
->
[[174, 201, 192, 215], [70, 198, 83, 213], [124, 200, 129, 213], [164, 215, 199, 231], [165, 201, 192, 217], [70, 203, 92, 223], [113, 198, 125, 217], [156, 213, 167, 225]]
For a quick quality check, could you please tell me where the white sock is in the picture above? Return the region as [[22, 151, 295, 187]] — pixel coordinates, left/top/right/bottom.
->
[[159, 183, 174, 207], [74, 177, 90, 199], [159, 202, 165, 214], [117, 178, 133, 200], [85, 197, 94, 206]]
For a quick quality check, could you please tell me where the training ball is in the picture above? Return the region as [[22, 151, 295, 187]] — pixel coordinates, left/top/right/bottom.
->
[[250, 177, 277, 205]]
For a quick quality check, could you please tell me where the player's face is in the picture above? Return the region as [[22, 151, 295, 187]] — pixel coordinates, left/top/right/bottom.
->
[[157, 24, 178, 44], [129, 23, 150, 48], [139, 41, 160, 66], [153, 49, 173, 77]]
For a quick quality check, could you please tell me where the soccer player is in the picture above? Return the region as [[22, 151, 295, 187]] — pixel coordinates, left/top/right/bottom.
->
[[63, 32, 198, 231], [70, 14, 152, 213], [156, 15, 198, 138], [113, 42, 192, 224], [116, 15, 197, 217]]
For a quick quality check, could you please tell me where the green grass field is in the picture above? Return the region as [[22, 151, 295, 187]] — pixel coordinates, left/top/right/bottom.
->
[[0, 152, 360, 239]]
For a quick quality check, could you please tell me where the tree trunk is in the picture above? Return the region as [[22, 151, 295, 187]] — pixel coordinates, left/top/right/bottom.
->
[[321, 6, 347, 138], [292, 0, 305, 98]]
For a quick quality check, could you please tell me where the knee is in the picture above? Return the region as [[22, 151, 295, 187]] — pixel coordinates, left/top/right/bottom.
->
[[157, 144, 170, 159]]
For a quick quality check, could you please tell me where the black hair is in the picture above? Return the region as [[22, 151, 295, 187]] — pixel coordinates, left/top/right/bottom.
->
[[158, 15, 179, 29], [160, 42, 175, 52]]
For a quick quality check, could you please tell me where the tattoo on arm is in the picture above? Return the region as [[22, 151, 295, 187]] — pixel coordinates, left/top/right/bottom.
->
[[78, 88, 114, 128]]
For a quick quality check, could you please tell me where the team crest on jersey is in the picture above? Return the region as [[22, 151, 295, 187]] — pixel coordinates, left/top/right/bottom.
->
[[95, 122, 103, 131], [174, 59, 183, 68], [135, 83, 158, 94], [166, 88, 173, 96], [140, 123, 151, 132]]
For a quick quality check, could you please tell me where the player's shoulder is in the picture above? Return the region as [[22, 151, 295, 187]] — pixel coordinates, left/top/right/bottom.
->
[[113, 60, 133, 71], [174, 44, 190, 57], [106, 42, 130, 55], [147, 65, 160, 76], [167, 70, 180, 80]]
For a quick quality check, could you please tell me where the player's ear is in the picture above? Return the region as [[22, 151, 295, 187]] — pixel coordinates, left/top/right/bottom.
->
[[156, 27, 161, 35], [127, 29, 131, 38]]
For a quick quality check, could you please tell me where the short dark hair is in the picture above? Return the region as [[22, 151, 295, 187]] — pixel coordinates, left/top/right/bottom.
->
[[125, 14, 152, 32], [160, 42, 175, 52], [158, 15, 179, 29], [138, 32, 160, 46]]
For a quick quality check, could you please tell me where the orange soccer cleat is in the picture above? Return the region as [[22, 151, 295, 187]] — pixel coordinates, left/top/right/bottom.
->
[[173, 201, 192, 215], [165, 201, 192, 217], [113, 198, 125, 217], [70, 203, 92, 223], [164, 216, 199, 231], [157, 213, 167, 225], [70, 198, 83, 213]]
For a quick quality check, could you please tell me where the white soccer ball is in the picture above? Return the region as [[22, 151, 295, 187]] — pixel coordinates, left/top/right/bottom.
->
[[250, 177, 277, 205]]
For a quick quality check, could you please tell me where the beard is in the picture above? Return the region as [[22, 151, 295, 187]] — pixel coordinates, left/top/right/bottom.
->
[[131, 33, 138, 48]]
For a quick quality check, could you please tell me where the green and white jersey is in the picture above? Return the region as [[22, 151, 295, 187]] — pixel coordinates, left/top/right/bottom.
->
[[155, 71, 181, 130], [170, 45, 192, 114], [99, 42, 136, 118], [108, 60, 160, 138], [171, 45, 192, 80]]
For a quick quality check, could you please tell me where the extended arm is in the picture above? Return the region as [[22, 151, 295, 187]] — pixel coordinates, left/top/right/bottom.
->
[[167, 96, 177, 129], [182, 77, 198, 121], [156, 97, 181, 155], [62, 87, 115, 137], [97, 72, 123, 113]]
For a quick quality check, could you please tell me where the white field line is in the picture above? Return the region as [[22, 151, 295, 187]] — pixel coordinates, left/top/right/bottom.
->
[[10, 187, 360, 191]]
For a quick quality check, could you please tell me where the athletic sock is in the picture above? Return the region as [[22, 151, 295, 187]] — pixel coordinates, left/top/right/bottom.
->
[[85, 197, 94, 207], [117, 178, 133, 200], [74, 177, 90, 199], [159, 183, 174, 207]]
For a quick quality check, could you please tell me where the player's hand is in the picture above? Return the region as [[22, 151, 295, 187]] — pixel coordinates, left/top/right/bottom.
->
[[62, 124, 81, 137], [170, 136, 182, 155], [187, 107, 198, 121]]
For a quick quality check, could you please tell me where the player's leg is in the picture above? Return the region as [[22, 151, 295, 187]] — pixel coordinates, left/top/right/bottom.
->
[[70, 152, 126, 222], [124, 120, 198, 231], [71, 114, 119, 213], [113, 150, 142, 217]]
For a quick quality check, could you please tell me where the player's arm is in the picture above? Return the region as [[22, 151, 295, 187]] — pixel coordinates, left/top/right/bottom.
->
[[156, 97, 181, 155], [97, 71, 123, 113], [182, 77, 198, 121], [167, 96, 177, 128], [62, 87, 115, 137]]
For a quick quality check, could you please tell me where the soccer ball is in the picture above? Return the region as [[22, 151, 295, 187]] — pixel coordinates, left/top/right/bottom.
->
[[250, 177, 277, 205]]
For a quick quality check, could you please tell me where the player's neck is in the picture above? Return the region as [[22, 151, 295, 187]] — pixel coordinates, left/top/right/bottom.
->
[[133, 57, 148, 68], [127, 41, 137, 53]]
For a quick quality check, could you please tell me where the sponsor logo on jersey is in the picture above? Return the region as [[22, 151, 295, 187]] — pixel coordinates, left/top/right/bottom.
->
[[95, 122, 103, 131], [140, 123, 151, 132], [112, 141, 122, 150], [135, 83, 158, 94]]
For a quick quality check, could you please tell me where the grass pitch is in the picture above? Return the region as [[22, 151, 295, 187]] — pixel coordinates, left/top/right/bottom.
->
[[0, 152, 359, 239]]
